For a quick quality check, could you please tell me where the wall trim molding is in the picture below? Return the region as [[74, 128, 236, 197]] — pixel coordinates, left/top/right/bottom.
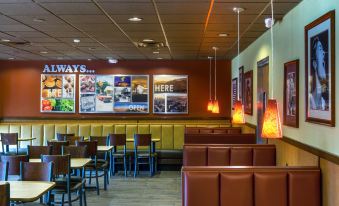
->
[[244, 122, 339, 165]]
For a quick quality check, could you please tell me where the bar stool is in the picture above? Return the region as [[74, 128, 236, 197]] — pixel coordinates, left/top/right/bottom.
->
[[108, 134, 131, 177], [133, 134, 157, 177]]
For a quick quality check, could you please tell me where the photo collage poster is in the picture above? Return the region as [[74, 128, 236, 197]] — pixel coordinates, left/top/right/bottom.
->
[[79, 75, 149, 113], [41, 74, 76, 113], [153, 75, 188, 114]]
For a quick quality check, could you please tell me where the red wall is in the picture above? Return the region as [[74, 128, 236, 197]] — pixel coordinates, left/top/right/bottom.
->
[[0, 60, 231, 119]]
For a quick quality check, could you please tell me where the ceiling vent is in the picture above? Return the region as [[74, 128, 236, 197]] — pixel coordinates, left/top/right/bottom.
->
[[135, 42, 165, 48]]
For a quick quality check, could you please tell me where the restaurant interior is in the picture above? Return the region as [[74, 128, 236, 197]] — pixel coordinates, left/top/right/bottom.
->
[[0, 0, 338, 205]]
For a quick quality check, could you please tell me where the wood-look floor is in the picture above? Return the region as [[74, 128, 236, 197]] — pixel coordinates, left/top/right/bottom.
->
[[84, 171, 182, 206]]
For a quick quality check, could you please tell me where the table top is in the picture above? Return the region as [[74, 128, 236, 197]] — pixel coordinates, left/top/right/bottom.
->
[[126, 138, 160, 142], [30, 158, 92, 169], [0, 181, 55, 202], [97, 145, 113, 152], [18, 137, 36, 141]]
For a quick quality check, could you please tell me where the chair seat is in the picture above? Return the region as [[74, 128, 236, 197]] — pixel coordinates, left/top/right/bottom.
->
[[86, 159, 109, 169], [52, 181, 83, 194], [55, 176, 84, 184], [137, 153, 157, 158]]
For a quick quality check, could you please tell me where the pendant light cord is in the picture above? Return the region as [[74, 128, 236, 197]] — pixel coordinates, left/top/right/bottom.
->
[[270, 0, 274, 98], [214, 48, 217, 100], [209, 57, 212, 100], [237, 9, 240, 100]]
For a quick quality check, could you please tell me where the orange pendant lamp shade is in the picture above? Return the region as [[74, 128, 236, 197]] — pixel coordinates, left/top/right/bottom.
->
[[232, 100, 245, 124], [212, 100, 220, 113], [261, 99, 282, 138], [207, 100, 214, 111]]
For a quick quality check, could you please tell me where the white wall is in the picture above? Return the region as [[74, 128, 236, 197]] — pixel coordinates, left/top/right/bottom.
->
[[232, 0, 339, 156]]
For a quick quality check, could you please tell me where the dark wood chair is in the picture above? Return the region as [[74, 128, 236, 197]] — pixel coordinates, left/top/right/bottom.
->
[[89, 136, 108, 146], [108, 134, 131, 177], [20, 162, 54, 204], [42, 155, 86, 206], [76, 141, 108, 195], [133, 134, 157, 177], [1, 133, 19, 155], [0, 155, 28, 177], [0, 182, 10, 206], [0, 162, 9, 181], [27, 145, 52, 159], [47, 141, 70, 155], [62, 146, 87, 158], [56, 133, 75, 141]]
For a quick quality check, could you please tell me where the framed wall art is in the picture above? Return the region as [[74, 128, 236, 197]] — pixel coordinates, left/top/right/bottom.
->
[[41, 74, 76, 113], [239, 66, 244, 103], [232, 78, 238, 110], [79, 74, 149, 114], [153, 75, 188, 114], [305, 10, 335, 126], [244, 70, 253, 115], [283, 60, 299, 128]]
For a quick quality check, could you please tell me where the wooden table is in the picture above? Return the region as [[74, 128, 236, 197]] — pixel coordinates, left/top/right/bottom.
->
[[18, 137, 36, 142], [97, 145, 113, 152], [0, 181, 55, 202], [30, 158, 92, 169]]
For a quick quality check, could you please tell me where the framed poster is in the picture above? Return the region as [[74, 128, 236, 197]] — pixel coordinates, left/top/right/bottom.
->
[[239, 66, 244, 103], [283, 60, 299, 128], [305, 10, 335, 126], [244, 70, 253, 115], [153, 75, 188, 114], [41, 74, 76, 113], [79, 75, 149, 113], [232, 78, 238, 110]]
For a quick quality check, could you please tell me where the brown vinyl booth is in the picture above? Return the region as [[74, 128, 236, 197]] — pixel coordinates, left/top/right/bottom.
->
[[185, 127, 242, 134], [183, 144, 276, 166], [182, 166, 321, 206], [184, 133, 256, 144]]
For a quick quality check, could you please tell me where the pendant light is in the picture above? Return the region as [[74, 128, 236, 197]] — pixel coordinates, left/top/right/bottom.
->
[[232, 7, 245, 124], [207, 56, 214, 111], [212, 47, 220, 114], [261, 0, 282, 139]]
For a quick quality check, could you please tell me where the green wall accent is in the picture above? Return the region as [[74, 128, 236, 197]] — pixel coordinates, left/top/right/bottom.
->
[[232, 0, 339, 156]]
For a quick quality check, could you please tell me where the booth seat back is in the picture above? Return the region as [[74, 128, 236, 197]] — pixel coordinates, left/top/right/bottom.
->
[[184, 133, 256, 144], [183, 144, 276, 166], [0, 121, 231, 150], [182, 166, 321, 206], [185, 127, 242, 134]]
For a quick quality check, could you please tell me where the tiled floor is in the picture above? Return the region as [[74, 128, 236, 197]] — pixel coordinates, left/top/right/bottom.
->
[[84, 171, 182, 206]]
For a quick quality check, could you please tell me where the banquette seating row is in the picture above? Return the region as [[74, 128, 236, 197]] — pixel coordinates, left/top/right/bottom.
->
[[184, 133, 256, 144], [183, 144, 276, 166], [182, 166, 321, 206], [185, 127, 242, 134]]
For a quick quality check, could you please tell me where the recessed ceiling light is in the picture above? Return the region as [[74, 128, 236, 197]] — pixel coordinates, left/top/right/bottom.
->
[[73, 39, 80, 43], [143, 39, 154, 43], [128, 17, 143, 22], [8, 57, 14, 60], [153, 51, 160, 54], [1, 39, 10, 42], [40, 51, 48, 54], [212, 46, 218, 50], [33, 18, 46, 22], [233, 7, 245, 13], [265, 17, 274, 28], [218, 33, 229, 37], [156, 57, 163, 60], [108, 58, 118, 64], [57, 57, 63, 60], [88, 47, 96, 50], [87, 58, 92, 61]]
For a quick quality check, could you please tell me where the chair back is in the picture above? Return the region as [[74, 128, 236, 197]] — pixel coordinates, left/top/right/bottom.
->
[[0, 133, 18, 145], [134, 134, 151, 147], [0, 183, 10, 206], [108, 134, 126, 146], [0, 162, 8, 181], [76, 141, 98, 158], [67, 136, 83, 145], [90, 136, 108, 146], [20, 162, 53, 181], [56, 133, 75, 141], [27, 145, 52, 159], [0, 155, 28, 175], [42, 155, 70, 176], [62, 145, 87, 158], [47, 141, 69, 155]]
